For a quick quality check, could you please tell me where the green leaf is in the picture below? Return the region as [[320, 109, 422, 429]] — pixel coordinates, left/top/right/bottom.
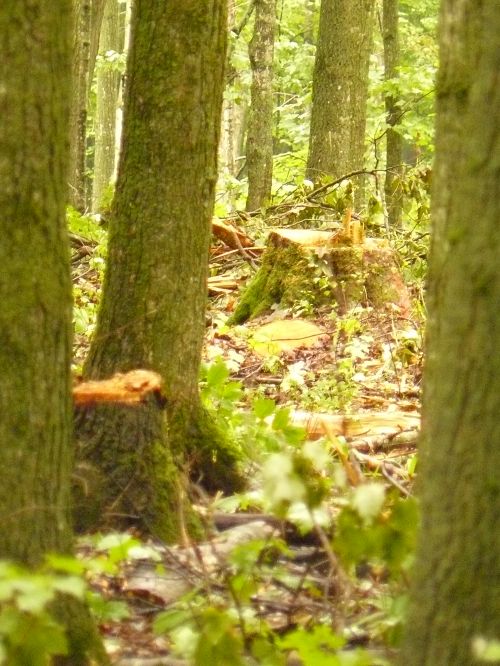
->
[[154, 608, 194, 635], [51, 576, 86, 599], [278, 625, 345, 665], [16, 586, 54, 613], [472, 637, 500, 662], [45, 554, 86, 576], [351, 483, 386, 525], [87, 592, 130, 622], [206, 360, 230, 387], [272, 407, 291, 431], [252, 397, 276, 420]]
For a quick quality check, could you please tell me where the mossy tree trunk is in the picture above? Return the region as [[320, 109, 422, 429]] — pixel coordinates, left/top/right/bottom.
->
[[400, 2, 500, 664], [245, 0, 277, 211], [76, 0, 244, 541], [306, 0, 374, 199], [383, 0, 403, 228], [0, 2, 107, 662]]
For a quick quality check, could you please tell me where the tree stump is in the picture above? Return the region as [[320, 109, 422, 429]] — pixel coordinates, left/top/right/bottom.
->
[[229, 226, 410, 324]]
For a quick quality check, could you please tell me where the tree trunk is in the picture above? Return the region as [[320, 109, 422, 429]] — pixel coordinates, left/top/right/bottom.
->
[[400, 2, 500, 664], [383, 0, 403, 227], [245, 0, 277, 211], [69, 0, 106, 211], [75, 0, 244, 541], [306, 0, 374, 198], [218, 0, 238, 186], [0, 2, 107, 662], [304, 0, 317, 44], [92, 0, 124, 213]]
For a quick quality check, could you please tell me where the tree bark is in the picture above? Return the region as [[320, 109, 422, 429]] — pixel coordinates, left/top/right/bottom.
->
[[306, 0, 374, 199], [246, 0, 277, 211], [383, 0, 403, 227], [76, 0, 244, 541], [304, 0, 317, 44], [69, 0, 106, 211], [92, 0, 124, 212], [400, 2, 500, 663], [0, 1, 107, 662]]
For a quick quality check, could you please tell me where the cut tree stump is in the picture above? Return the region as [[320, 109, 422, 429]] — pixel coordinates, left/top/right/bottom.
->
[[228, 226, 410, 324]]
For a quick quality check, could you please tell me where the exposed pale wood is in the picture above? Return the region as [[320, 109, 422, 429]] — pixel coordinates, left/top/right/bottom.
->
[[291, 409, 420, 440], [73, 370, 164, 406], [212, 218, 255, 251]]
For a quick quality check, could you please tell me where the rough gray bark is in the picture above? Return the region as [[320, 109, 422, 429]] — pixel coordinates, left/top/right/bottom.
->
[[383, 0, 403, 227], [0, 1, 108, 662], [306, 0, 374, 197], [400, 2, 500, 664], [92, 0, 124, 212], [246, 0, 277, 211], [75, 0, 243, 541]]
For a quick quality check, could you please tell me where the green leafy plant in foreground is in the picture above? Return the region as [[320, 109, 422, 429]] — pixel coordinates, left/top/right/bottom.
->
[[161, 360, 419, 663], [0, 561, 85, 665], [0, 533, 141, 665]]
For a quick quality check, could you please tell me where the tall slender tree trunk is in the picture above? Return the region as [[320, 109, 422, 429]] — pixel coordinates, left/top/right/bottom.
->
[[304, 0, 316, 44], [246, 0, 277, 211], [306, 0, 374, 197], [69, 0, 106, 211], [219, 0, 237, 181], [75, 0, 243, 541], [383, 0, 403, 227], [400, 2, 500, 664], [92, 0, 124, 212], [0, 2, 107, 662]]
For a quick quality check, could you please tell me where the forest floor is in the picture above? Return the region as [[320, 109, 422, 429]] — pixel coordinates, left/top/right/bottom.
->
[[72, 231, 423, 665]]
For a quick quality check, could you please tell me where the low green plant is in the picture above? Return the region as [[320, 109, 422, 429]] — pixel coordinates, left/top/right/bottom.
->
[[0, 532, 153, 664], [68, 207, 108, 340], [0, 561, 85, 665]]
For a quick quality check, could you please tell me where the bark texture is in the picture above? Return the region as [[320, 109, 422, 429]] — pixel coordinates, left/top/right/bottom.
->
[[92, 0, 123, 212], [246, 0, 277, 211], [383, 0, 403, 227], [69, 0, 106, 211], [76, 0, 243, 541], [400, 2, 500, 664], [306, 0, 374, 194], [0, 2, 107, 662]]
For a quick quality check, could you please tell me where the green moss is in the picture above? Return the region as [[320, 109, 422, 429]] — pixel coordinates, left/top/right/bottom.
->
[[230, 240, 407, 322], [229, 245, 314, 324], [51, 594, 110, 665], [74, 401, 190, 542], [168, 402, 246, 495]]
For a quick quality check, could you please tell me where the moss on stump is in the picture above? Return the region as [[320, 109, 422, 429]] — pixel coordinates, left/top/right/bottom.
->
[[229, 229, 410, 323]]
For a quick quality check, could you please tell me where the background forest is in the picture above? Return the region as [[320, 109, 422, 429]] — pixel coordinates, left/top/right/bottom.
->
[[0, 0, 499, 665]]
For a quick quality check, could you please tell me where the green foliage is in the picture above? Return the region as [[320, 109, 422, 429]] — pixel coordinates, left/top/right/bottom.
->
[[67, 207, 107, 246], [0, 534, 148, 664], [0, 561, 85, 665], [334, 491, 419, 578], [68, 207, 107, 340], [277, 624, 387, 665], [200, 358, 306, 462], [161, 362, 419, 661], [473, 637, 500, 663]]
